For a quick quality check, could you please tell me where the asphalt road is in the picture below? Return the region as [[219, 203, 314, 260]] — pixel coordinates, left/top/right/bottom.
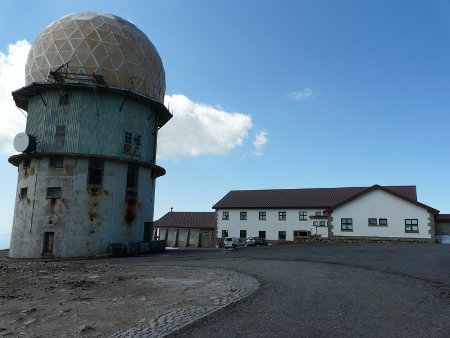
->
[[120, 243, 450, 338]]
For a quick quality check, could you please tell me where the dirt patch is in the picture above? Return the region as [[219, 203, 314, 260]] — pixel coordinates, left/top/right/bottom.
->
[[0, 260, 242, 337]]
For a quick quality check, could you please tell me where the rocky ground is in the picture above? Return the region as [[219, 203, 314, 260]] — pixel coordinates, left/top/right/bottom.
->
[[0, 255, 258, 337]]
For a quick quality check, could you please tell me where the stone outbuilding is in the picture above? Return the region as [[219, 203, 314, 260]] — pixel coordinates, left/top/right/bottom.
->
[[153, 212, 217, 248]]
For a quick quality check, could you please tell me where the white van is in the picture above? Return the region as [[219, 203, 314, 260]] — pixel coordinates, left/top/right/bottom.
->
[[223, 237, 245, 249]]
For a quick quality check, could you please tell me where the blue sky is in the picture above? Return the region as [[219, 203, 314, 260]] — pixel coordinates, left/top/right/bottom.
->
[[0, 0, 449, 249]]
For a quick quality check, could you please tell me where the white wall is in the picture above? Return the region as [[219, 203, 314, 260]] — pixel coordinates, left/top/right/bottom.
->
[[216, 209, 328, 241], [330, 189, 432, 239]]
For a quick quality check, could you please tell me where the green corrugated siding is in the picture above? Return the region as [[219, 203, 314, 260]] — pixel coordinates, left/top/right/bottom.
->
[[25, 88, 156, 163]]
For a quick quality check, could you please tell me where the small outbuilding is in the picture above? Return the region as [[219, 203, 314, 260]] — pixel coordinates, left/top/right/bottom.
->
[[153, 212, 217, 248], [435, 214, 450, 243]]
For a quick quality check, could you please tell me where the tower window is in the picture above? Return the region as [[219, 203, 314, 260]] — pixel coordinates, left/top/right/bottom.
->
[[125, 163, 139, 202], [87, 159, 104, 188], [55, 125, 66, 138], [20, 187, 28, 200], [49, 157, 64, 168], [59, 93, 69, 105], [22, 158, 31, 169], [46, 187, 61, 199], [123, 131, 142, 155]]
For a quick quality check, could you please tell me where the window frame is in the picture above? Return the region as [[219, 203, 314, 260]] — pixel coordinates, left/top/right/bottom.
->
[[221, 230, 228, 238], [341, 218, 353, 231], [299, 211, 307, 221], [240, 230, 247, 238], [405, 219, 419, 233], [46, 187, 61, 199], [259, 230, 266, 239], [49, 157, 64, 169], [123, 130, 142, 156], [278, 211, 286, 221], [222, 211, 229, 220], [379, 218, 388, 226], [315, 211, 322, 216], [87, 159, 104, 188], [55, 125, 66, 138], [259, 211, 266, 220], [319, 220, 326, 227], [240, 211, 247, 220], [278, 231, 286, 240], [125, 163, 139, 202], [368, 218, 378, 226], [19, 187, 28, 200]]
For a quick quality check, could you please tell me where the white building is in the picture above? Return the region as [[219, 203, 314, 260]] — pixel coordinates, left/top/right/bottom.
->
[[213, 185, 438, 242]]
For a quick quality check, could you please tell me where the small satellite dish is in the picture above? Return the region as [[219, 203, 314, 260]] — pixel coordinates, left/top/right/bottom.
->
[[14, 133, 36, 153]]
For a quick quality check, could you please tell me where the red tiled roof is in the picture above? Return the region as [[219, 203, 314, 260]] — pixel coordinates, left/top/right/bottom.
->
[[436, 214, 450, 222], [154, 212, 216, 229], [324, 185, 438, 215], [212, 185, 417, 209]]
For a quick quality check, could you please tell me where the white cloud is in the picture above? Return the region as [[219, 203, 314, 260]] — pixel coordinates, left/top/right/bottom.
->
[[0, 40, 30, 154], [0, 40, 258, 160], [252, 131, 268, 156], [159, 94, 253, 160], [288, 87, 313, 101]]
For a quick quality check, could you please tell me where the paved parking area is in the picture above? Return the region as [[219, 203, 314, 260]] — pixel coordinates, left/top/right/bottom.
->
[[121, 243, 450, 337]]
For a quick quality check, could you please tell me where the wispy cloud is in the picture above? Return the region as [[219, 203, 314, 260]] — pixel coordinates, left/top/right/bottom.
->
[[160, 94, 253, 160], [287, 87, 313, 101], [252, 131, 268, 156], [0, 40, 30, 154]]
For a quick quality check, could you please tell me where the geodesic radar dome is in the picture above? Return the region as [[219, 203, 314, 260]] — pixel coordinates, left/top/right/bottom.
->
[[25, 11, 166, 103]]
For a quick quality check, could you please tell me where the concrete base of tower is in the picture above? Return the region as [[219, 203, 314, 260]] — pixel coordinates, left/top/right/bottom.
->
[[8, 156, 157, 258]]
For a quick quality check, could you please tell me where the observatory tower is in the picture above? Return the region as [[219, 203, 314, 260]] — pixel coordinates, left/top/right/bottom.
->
[[8, 12, 172, 258]]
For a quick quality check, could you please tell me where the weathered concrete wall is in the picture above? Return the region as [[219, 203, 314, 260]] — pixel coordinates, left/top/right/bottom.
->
[[9, 157, 155, 258]]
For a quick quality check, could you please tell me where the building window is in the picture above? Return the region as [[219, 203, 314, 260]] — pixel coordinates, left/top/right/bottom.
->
[[259, 211, 266, 220], [22, 158, 31, 169], [341, 218, 353, 231], [368, 218, 377, 225], [315, 211, 322, 216], [203, 232, 209, 238], [240, 230, 247, 238], [59, 93, 69, 105], [55, 125, 66, 138], [87, 159, 103, 188], [294, 230, 309, 238], [405, 219, 419, 233], [221, 230, 228, 237], [259, 231, 266, 239], [279, 231, 286, 240], [299, 211, 307, 221], [222, 211, 229, 220], [19, 187, 27, 200], [278, 211, 286, 221], [379, 218, 388, 226], [313, 221, 318, 226], [240, 211, 247, 220], [123, 131, 142, 155], [126, 163, 139, 202], [49, 157, 64, 168], [319, 221, 326, 227], [46, 187, 61, 199]]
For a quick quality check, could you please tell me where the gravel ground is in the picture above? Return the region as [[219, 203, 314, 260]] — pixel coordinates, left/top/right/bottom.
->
[[0, 258, 258, 337]]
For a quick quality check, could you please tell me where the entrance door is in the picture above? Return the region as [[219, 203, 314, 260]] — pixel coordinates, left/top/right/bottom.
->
[[43, 232, 54, 255]]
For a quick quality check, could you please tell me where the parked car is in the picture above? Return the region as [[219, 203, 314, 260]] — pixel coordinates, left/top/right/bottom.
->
[[246, 237, 268, 246], [224, 237, 246, 249]]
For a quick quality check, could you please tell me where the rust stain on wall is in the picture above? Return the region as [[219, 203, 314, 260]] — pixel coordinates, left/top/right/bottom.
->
[[124, 201, 136, 225]]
